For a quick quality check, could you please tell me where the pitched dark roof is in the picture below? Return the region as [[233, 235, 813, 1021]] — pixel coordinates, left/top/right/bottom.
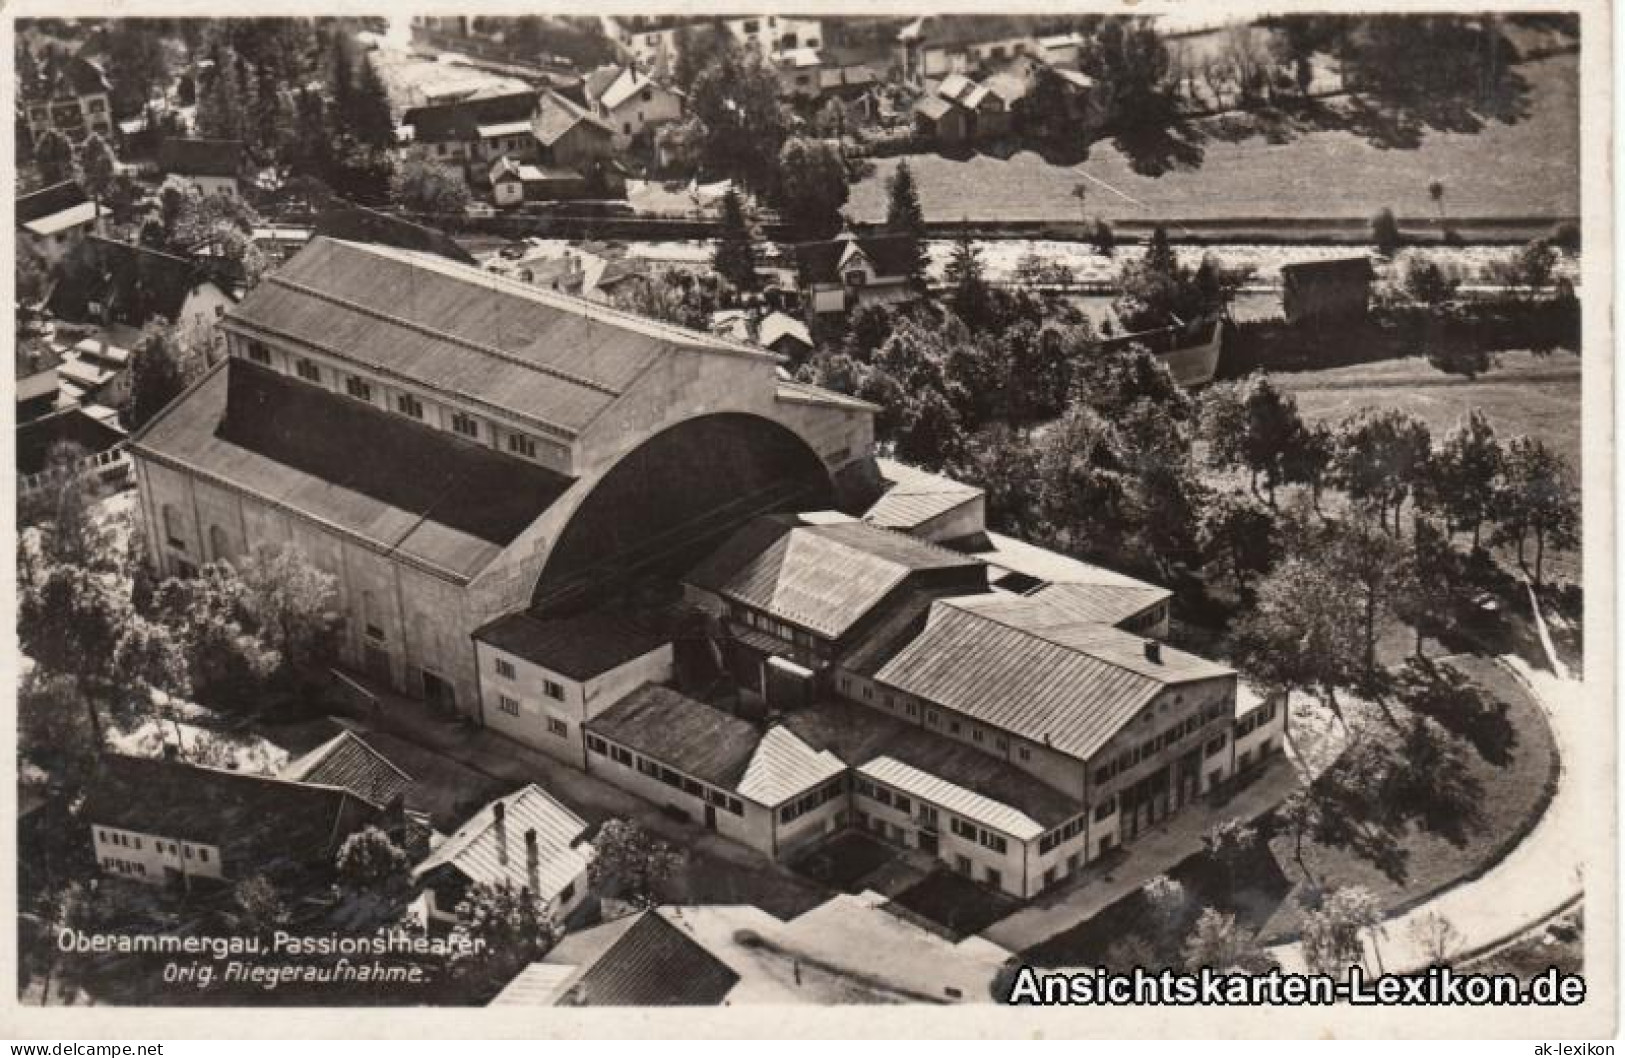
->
[[475, 610, 669, 681], [57, 55, 111, 99], [1280, 257, 1375, 284], [280, 730, 414, 808], [780, 696, 1083, 830], [534, 90, 612, 147], [586, 684, 761, 789], [127, 357, 575, 582], [311, 206, 476, 266], [685, 514, 983, 640], [47, 236, 214, 328], [794, 233, 920, 285], [402, 90, 538, 143], [17, 406, 125, 477], [158, 138, 246, 179], [872, 596, 1233, 762], [17, 181, 89, 226], [15, 336, 63, 381], [82, 754, 384, 874], [549, 911, 739, 1006]]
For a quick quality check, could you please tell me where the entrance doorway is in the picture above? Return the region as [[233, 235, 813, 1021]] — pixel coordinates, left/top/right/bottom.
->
[[704, 804, 718, 830], [918, 830, 939, 855], [363, 642, 392, 685], [423, 670, 456, 713]]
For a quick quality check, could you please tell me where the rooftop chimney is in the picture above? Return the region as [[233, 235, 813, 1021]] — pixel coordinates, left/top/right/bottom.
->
[[525, 828, 539, 894], [494, 800, 508, 865], [1143, 640, 1162, 664]]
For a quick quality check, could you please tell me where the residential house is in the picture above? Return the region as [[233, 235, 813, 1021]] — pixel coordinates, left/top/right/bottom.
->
[[584, 684, 848, 858], [56, 335, 134, 410], [1281, 257, 1376, 326], [16, 337, 63, 423], [489, 157, 590, 206], [794, 231, 920, 318], [17, 181, 101, 267], [23, 55, 113, 144], [400, 90, 540, 169], [758, 311, 813, 363], [82, 753, 392, 887], [491, 910, 740, 1006], [610, 16, 823, 75], [584, 66, 683, 151], [896, 16, 1045, 85], [17, 405, 128, 498], [157, 138, 248, 198], [473, 609, 674, 763], [48, 236, 236, 336], [913, 72, 1015, 142], [531, 90, 616, 173], [126, 235, 875, 714], [410, 784, 593, 925]]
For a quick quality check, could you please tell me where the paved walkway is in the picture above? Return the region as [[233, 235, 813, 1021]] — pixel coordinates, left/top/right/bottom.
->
[[982, 759, 1303, 952], [1270, 655, 1585, 973]]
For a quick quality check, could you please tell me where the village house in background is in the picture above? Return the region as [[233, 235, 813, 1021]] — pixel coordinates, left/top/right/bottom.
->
[[16, 181, 103, 267], [22, 53, 113, 144], [156, 138, 250, 199]]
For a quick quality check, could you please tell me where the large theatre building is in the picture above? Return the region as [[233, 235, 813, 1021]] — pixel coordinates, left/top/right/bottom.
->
[[127, 236, 879, 716]]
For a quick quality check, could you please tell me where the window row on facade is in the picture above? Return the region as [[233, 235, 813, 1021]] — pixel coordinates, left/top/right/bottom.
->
[[585, 734, 746, 816], [241, 339, 565, 472]]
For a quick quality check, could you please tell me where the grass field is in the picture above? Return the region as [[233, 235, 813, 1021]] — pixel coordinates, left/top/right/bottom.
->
[[1275, 350, 1583, 475], [849, 51, 1577, 226], [1256, 655, 1559, 943]]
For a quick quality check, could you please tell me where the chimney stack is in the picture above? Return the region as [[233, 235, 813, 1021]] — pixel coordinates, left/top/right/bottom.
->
[[1143, 640, 1162, 664], [525, 828, 539, 894], [494, 800, 508, 865]]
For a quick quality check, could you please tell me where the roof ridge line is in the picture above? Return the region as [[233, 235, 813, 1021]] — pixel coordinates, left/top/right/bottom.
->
[[327, 237, 780, 363], [268, 272, 623, 398]]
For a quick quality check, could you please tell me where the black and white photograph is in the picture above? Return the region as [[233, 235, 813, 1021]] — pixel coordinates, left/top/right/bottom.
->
[[4, 0, 1612, 1039]]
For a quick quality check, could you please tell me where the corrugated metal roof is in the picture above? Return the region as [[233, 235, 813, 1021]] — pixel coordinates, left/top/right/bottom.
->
[[779, 696, 1081, 828], [860, 756, 1043, 841], [864, 458, 983, 531], [736, 727, 844, 807], [972, 531, 1164, 591], [411, 784, 590, 901], [687, 516, 983, 640], [586, 685, 759, 790], [281, 730, 413, 808], [872, 598, 1231, 762], [489, 962, 578, 1006], [128, 359, 572, 582], [226, 238, 775, 439], [990, 581, 1168, 628]]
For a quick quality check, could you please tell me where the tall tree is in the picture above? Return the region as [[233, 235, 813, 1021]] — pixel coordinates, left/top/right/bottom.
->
[[688, 45, 788, 193], [1493, 435, 1579, 588], [351, 50, 396, 150], [1300, 886, 1382, 976], [588, 819, 684, 908], [1370, 207, 1401, 256], [1333, 408, 1434, 535], [1200, 494, 1278, 594], [448, 882, 559, 999], [390, 154, 471, 216], [32, 128, 76, 186], [943, 228, 993, 329], [1182, 908, 1274, 973], [127, 322, 206, 430], [776, 137, 849, 241], [883, 160, 930, 292], [710, 186, 758, 291], [1425, 409, 1503, 548], [234, 543, 342, 681], [77, 133, 118, 220]]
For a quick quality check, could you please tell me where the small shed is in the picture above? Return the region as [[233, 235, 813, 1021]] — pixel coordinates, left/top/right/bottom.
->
[[1280, 257, 1375, 326]]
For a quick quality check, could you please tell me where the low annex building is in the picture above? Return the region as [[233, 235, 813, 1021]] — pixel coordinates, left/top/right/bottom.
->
[[793, 230, 920, 318]]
